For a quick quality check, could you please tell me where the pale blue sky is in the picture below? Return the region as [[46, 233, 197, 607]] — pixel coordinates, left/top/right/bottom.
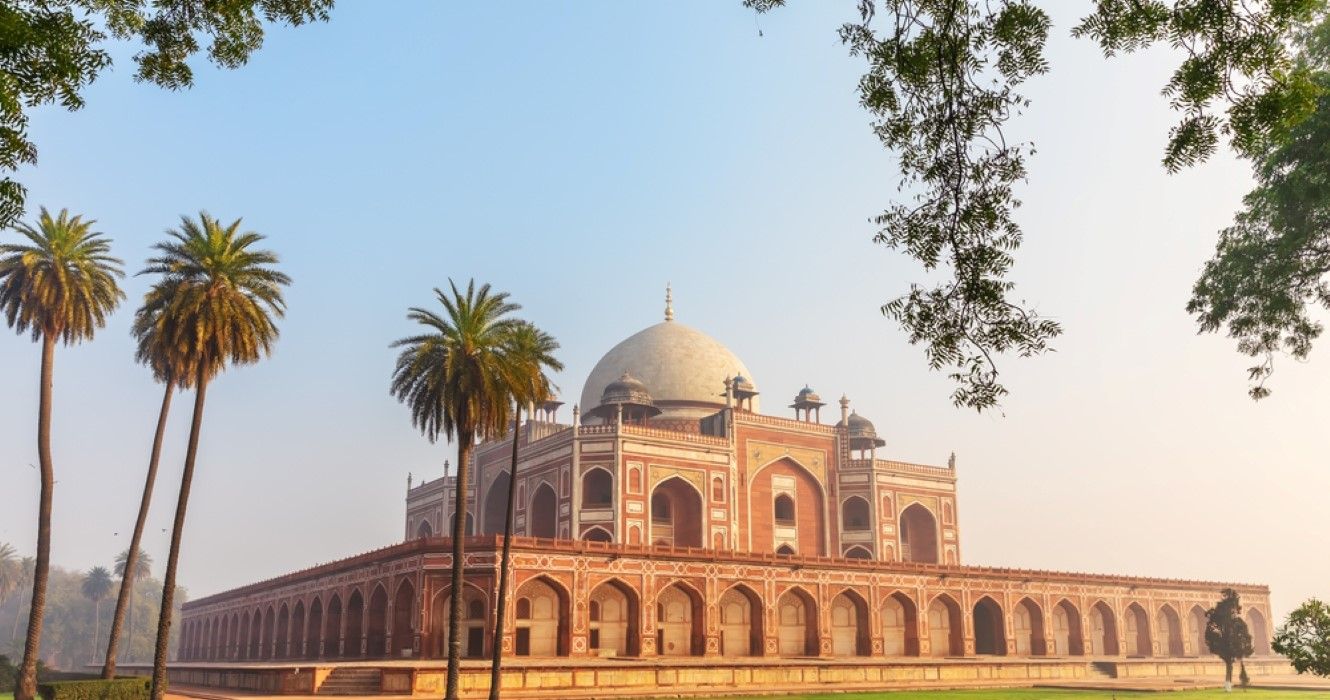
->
[[1, 2, 1325, 619]]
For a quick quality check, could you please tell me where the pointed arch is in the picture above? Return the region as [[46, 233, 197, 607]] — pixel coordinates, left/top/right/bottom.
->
[[275, 603, 290, 659], [291, 601, 307, 659], [1052, 599, 1085, 656], [718, 583, 762, 657], [392, 578, 417, 657], [582, 467, 614, 507], [882, 590, 920, 657], [841, 496, 871, 531], [366, 583, 390, 658], [482, 470, 511, 534], [656, 580, 705, 656], [416, 519, 434, 539], [1090, 600, 1120, 656], [228, 614, 240, 660], [973, 596, 1007, 656], [430, 581, 490, 658], [1246, 608, 1271, 655], [306, 597, 324, 659], [899, 503, 939, 563], [345, 589, 365, 658], [239, 611, 253, 660], [843, 545, 872, 560], [1188, 605, 1207, 657], [581, 526, 613, 542], [776, 586, 819, 656], [589, 578, 640, 657], [831, 589, 871, 656], [325, 593, 344, 658], [529, 481, 558, 539], [1124, 602, 1152, 657], [750, 457, 827, 557], [926, 593, 964, 657], [514, 575, 570, 656], [1158, 604, 1184, 657], [1013, 597, 1047, 656], [260, 606, 276, 660], [650, 476, 704, 548]]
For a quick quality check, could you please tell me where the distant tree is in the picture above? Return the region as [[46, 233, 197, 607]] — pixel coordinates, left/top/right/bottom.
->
[[80, 568, 113, 661], [747, 0, 1324, 409], [489, 322, 562, 700], [142, 213, 289, 700], [0, 207, 124, 700], [1272, 598, 1330, 677], [110, 549, 153, 665], [0, 544, 16, 606], [0, 1, 333, 229], [9, 558, 35, 643], [1206, 588, 1255, 692], [102, 271, 199, 679], [391, 280, 527, 700]]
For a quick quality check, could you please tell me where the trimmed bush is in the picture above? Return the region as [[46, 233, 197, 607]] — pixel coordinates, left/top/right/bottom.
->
[[37, 677, 151, 700]]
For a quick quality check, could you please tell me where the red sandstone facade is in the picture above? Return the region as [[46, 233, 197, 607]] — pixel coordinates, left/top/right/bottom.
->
[[177, 305, 1277, 670]]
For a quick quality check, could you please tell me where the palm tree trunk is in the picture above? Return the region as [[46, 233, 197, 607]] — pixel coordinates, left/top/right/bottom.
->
[[488, 406, 522, 700], [444, 429, 475, 700], [103, 381, 174, 678], [150, 370, 209, 700], [16, 335, 57, 700], [93, 599, 102, 662]]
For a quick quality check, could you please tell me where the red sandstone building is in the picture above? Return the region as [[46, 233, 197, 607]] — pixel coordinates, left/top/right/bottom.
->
[[175, 295, 1277, 692]]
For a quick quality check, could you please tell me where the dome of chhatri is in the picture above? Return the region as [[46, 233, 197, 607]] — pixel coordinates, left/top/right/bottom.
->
[[580, 294, 758, 421]]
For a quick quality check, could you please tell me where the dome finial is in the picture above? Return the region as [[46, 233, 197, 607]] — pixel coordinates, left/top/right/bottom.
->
[[664, 283, 674, 322]]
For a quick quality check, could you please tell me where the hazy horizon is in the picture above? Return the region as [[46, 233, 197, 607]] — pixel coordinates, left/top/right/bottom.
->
[[1, 1, 1326, 624]]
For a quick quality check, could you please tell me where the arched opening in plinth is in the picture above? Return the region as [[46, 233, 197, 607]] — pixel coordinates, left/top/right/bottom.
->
[[306, 598, 323, 659], [973, 596, 1007, 656], [719, 584, 761, 657], [346, 589, 365, 658], [927, 594, 963, 657], [239, 612, 252, 660], [1124, 602, 1151, 657], [650, 477, 703, 548], [482, 471, 510, 535], [582, 468, 613, 507], [392, 578, 416, 657], [275, 604, 290, 659], [656, 581, 704, 656], [1013, 597, 1047, 656], [899, 503, 939, 563], [529, 482, 558, 539], [211, 618, 222, 660], [291, 601, 306, 659], [1188, 605, 1207, 657], [1247, 608, 1271, 655], [416, 520, 433, 539], [776, 587, 819, 657], [228, 614, 239, 660], [882, 591, 920, 656], [1090, 601, 1119, 656], [366, 584, 389, 658], [432, 583, 488, 658], [260, 606, 275, 660], [831, 590, 871, 656], [582, 526, 613, 542], [514, 576, 569, 656], [775, 543, 796, 556], [1053, 599, 1084, 656], [589, 579, 639, 657], [1158, 605, 1184, 657], [325, 594, 344, 658], [843, 545, 872, 560]]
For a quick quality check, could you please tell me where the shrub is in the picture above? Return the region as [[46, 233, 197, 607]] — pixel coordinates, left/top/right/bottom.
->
[[0, 654, 16, 693], [36, 678, 151, 700]]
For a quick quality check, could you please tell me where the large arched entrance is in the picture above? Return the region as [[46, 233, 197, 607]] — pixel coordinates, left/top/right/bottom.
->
[[719, 584, 761, 657], [1189, 606, 1207, 657], [927, 595, 963, 657], [973, 596, 1007, 656], [514, 576, 568, 656], [392, 579, 416, 657], [431, 585, 487, 658], [1013, 598, 1047, 656], [650, 478, 703, 548], [1053, 600, 1084, 656], [529, 482, 558, 539], [1247, 609, 1271, 655], [325, 595, 344, 658], [656, 582, 704, 656], [776, 588, 819, 656], [366, 585, 389, 658], [482, 471, 511, 534], [899, 504, 939, 563], [882, 591, 919, 656], [416, 520, 433, 539], [1158, 605, 1184, 657], [346, 590, 365, 658], [306, 598, 323, 659], [1090, 601, 1119, 656], [751, 459, 827, 556], [1124, 603, 1151, 657], [589, 580, 639, 657], [830, 590, 870, 656]]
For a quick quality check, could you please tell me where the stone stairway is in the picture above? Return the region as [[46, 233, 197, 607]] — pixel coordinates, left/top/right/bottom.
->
[[1089, 661, 1118, 679], [316, 667, 383, 695]]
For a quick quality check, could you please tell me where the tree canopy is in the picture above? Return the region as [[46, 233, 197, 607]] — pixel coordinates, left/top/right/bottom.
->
[[1273, 598, 1330, 677]]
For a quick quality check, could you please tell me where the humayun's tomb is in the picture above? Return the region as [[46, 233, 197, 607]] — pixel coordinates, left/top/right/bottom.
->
[[166, 293, 1287, 697]]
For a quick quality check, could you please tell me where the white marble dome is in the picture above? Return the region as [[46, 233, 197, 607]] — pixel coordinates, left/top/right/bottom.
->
[[580, 319, 758, 421]]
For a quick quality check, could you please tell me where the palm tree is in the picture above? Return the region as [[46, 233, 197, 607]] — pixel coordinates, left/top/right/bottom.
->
[[391, 280, 527, 700], [0, 207, 124, 700], [143, 213, 288, 700], [0, 542, 17, 606], [111, 548, 153, 664], [102, 276, 197, 679], [489, 322, 561, 700], [82, 567, 114, 661], [9, 557, 35, 641]]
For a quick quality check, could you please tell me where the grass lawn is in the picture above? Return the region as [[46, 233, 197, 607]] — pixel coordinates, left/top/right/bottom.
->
[[690, 690, 1330, 700]]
